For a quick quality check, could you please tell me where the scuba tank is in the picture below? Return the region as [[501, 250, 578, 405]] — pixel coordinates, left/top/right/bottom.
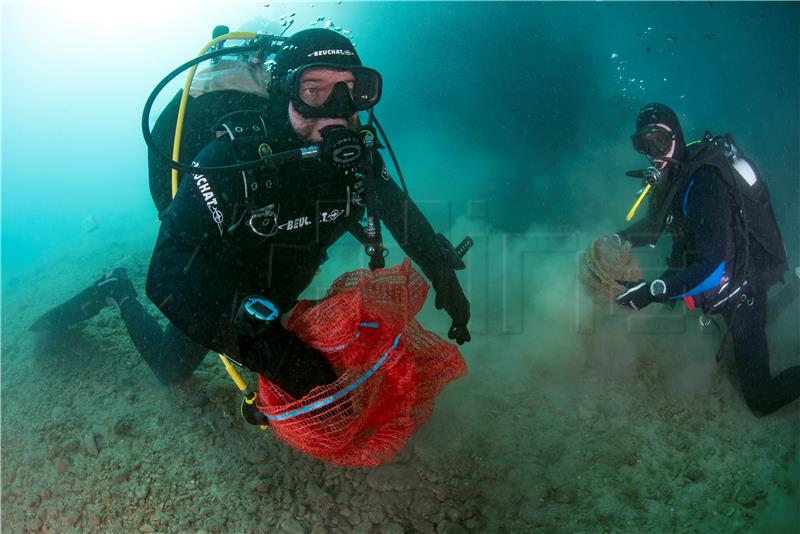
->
[[147, 26, 274, 218], [679, 133, 788, 314]]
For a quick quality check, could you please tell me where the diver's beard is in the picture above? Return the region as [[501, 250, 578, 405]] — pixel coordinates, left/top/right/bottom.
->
[[314, 115, 361, 141], [347, 114, 362, 131]]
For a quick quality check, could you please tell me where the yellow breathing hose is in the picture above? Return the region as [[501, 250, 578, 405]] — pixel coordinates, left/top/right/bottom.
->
[[169, 32, 259, 400], [626, 183, 651, 222], [219, 353, 248, 392]]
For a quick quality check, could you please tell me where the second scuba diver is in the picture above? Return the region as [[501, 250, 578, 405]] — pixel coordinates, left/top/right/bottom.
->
[[611, 102, 799, 415], [32, 28, 471, 401]]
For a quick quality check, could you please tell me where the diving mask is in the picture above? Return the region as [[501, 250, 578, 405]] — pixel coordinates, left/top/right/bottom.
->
[[631, 125, 675, 158], [285, 64, 382, 119]]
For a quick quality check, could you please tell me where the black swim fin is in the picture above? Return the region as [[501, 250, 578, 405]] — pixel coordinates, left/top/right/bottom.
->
[[29, 268, 136, 332]]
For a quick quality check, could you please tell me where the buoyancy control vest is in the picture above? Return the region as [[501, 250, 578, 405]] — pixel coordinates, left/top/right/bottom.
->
[[660, 133, 788, 313]]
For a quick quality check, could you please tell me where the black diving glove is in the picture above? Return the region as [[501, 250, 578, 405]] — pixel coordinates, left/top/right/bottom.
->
[[615, 280, 654, 311], [431, 269, 471, 345], [237, 322, 338, 399]]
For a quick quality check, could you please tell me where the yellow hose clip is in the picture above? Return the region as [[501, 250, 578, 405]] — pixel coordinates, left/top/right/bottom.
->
[[626, 183, 651, 222], [240, 390, 270, 430]]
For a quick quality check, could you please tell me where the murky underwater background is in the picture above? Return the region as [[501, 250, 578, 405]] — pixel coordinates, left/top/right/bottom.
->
[[2, 2, 798, 532]]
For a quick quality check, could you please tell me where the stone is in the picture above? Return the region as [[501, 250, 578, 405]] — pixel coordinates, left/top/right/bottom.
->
[[136, 484, 150, 501], [64, 509, 81, 526], [410, 492, 438, 518], [736, 484, 757, 508], [113, 416, 139, 438], [282, 517, 307, 534], [437, 520, 468, 534], [464, 518, 481, 531], [113, 469, 131, 484], [410, 517, 436, 534], [306, 480, 335, 508], [365, 464, 421, 491], [383, 523, 405, 534], [366, 507, 385, 524], [83, 432, 100, 458]]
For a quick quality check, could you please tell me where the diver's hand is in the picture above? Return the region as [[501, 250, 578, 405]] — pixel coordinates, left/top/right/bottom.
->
[[237, 323, 337, 398], [447, 321, 471, 345], [615, 280, 653, 311], [432, 270, 471, 345], [602, 234, 624, 247]]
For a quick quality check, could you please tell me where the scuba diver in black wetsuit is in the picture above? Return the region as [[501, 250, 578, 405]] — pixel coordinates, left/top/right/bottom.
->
[[31, 29, 471, 401], [611, 102, 799, 416]]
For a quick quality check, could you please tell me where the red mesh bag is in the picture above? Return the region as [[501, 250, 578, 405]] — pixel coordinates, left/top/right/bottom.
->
[[256, 259, 467, 467]]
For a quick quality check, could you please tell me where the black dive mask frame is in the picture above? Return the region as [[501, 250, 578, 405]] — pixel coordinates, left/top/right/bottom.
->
[[283, 64, 383, 119], [293, 82, 358, 119], [631, 125, 675, 159]]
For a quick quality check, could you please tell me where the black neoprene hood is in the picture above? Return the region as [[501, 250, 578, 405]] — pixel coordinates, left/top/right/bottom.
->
[[272, 28, 362, 80], [636, 103, 685, 149]]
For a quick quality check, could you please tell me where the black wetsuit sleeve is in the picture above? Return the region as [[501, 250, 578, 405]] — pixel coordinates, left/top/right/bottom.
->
[[145, 139, 246, 354], [372, 156, 443, 277], [659, 168, 730, 298], [617, 213, 657, 248], [146, 217, 238, 354]]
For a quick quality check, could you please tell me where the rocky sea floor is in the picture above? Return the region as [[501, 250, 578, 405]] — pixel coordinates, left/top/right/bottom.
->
[[2, 233, 798, 533]]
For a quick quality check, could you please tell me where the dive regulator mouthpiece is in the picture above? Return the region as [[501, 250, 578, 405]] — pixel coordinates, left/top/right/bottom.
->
[[319, 126, 363, 168], [624, 167, 662, 221], [626, 166, 663, 186]]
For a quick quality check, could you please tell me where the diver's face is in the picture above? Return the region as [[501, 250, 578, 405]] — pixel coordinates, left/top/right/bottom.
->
[[288, 68, 360, 143]]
